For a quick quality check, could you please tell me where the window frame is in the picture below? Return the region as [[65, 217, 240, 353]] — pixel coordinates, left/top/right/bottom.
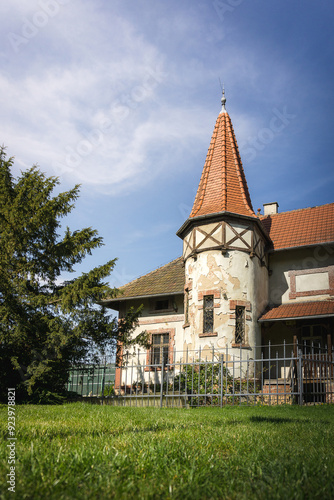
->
[[150, 332, 170, 366], [145, 328, 175, 371], [149, 297, 175, 314], [203, 294, 214, 334], [235, 305, 245, 344]]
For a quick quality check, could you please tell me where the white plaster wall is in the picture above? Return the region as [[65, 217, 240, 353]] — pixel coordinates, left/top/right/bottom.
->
[[118, 295, 185, 385], [295, 273, 329, 292], [184, 247, 268, 364], [268, 246, 334, 305]]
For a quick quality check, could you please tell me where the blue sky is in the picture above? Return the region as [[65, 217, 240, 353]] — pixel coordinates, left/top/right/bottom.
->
[[1, 0, 334, 289]]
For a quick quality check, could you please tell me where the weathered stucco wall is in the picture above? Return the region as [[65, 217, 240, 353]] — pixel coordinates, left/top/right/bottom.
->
[[184, 247, 268, 362], [268, 246, 334, 305], [117, 295, 185, 385], [119, 295, 185, 350]]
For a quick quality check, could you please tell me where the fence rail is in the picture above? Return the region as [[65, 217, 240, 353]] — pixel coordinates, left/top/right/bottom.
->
[[67, 342, 334, 407]]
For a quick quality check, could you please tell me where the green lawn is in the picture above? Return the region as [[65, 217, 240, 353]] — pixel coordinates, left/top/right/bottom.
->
[[0, 403, 333, 499]]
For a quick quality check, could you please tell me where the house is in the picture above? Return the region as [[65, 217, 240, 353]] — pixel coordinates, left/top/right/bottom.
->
[[103, 91, 334, 388]]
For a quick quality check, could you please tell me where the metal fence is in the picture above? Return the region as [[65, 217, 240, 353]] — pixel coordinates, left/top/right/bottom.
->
[[67, 357, 116, 397], [68, 341, 334, 407]]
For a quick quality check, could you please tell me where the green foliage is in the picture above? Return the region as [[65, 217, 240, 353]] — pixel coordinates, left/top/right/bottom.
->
[[173, 361, 258, 406], [102, 383, 115, 397], [174, 361, 225, 391], [0, 148, 145, 402], [173, 361, 232, 405]]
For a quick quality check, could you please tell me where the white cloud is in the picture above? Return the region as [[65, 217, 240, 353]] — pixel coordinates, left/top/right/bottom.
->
[[0, 1, 217, 195]]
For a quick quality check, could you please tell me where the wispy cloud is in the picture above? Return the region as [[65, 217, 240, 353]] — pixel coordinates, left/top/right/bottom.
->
[[1, 2, 219, 195]]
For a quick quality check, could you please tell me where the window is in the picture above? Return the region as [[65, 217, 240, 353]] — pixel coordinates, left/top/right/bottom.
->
[[235, 306, 245, 344], [184, 289, 189, 325], [154, 299, 169, 311], [203, 295, 214, 333], [151, 333, 170, 366], [301, 324, 326, 351]]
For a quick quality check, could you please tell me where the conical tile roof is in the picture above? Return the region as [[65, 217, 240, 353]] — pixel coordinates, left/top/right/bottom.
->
[[190, 102, 255, 219]]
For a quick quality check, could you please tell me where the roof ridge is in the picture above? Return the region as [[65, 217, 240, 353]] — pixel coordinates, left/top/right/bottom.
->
[[119, 256, 183, 289], [226, 113, 255, 217], [260, 202, 334, 218]]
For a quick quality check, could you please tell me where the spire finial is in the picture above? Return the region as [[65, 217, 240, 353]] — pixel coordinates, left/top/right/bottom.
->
[[220, 83, 226, 113]]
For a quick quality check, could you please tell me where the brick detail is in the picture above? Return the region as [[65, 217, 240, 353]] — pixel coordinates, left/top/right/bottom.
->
[[198, 289, 221, 301], [139, 315, 184, 325], [289, 266, 334, 300], [262, 383, 291, 395], [229, 299, 251, 312]]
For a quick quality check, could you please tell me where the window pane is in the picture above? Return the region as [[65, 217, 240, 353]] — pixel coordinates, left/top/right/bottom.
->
[[313, 325, 323, 337], [152, 347, 161, 364], [235, 306, 245, 344], [203, 295, 214, 333], [155, 299, 169, 310], [162, 346, 169, 365], [185, 289, 189, 324], [162, 334, 169, 345], [151, 333, 170, 365]]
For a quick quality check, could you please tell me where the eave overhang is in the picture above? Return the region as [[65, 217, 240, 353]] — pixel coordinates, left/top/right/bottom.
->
[[259, 313, 334, 323], [265, 241, 334, 254], [100, 291, 184, 311], [258, 300, 334, 323]]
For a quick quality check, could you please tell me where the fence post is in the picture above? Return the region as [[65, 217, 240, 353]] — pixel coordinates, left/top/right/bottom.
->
[[101, 358, 106, 405], [298, 349, 303, 406], [160, 355, 164, 408], [220, 354, 224, 407]]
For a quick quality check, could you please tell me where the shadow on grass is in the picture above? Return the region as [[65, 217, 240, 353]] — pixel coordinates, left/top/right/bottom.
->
[[250, 416, 311, 424], [250, 416, 331, 425]]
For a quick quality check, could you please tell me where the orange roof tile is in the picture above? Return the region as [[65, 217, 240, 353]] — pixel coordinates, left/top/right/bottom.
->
[[190, 109, 255, 219], [260, 203, 334, 250], [259, 300, 334, 321]]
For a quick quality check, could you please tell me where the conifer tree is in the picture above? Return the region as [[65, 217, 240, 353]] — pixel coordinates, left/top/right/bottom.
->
[[0, 148, 143, 402]]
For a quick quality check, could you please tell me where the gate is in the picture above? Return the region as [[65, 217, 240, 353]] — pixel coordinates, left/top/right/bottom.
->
[[291, 338, 334, 404]]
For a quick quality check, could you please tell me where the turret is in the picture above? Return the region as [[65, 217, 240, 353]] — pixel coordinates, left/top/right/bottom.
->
[[177, 92, 270, 362]]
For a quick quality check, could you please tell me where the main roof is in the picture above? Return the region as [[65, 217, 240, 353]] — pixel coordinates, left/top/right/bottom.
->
[[190, 99, 255, 219], [106, 257, 185, 303], [260, 203, 334, 251]]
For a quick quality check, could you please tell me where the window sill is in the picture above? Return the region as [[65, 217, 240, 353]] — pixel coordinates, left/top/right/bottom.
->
[[231, 343, 251, 349], [148, 308, 175, 315], [199, 332, 218, 338]]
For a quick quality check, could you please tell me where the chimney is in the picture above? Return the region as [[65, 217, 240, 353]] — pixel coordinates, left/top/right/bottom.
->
[[263, 202, 279, 216]]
